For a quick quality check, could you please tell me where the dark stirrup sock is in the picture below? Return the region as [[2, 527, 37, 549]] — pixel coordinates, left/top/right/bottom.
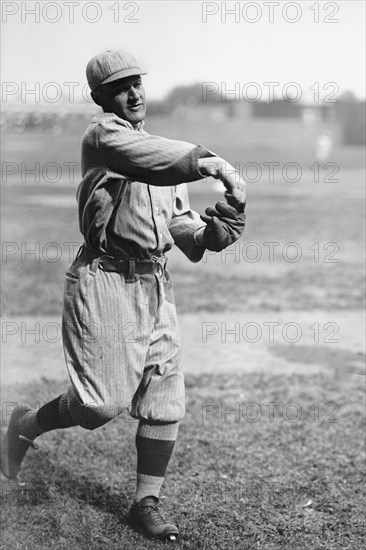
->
[[19, 393, 77, 440], [134, 421, 179, 502], [37, 393, 77, 431]]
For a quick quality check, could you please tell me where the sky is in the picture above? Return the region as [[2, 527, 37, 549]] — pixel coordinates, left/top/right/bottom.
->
[[1, 0, 365, 109]]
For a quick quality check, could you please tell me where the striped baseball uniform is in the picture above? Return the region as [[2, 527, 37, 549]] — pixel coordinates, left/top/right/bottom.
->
[[63, 113, 215, 429]]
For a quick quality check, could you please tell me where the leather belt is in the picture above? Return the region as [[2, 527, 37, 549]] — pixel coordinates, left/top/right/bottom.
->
[[99, 257, 164, 274], [77, 243, 167, 282]]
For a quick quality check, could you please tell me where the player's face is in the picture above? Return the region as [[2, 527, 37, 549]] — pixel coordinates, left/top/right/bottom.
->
[[99, 75, 147, 124]]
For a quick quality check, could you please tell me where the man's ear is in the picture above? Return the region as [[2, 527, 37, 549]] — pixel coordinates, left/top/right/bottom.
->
[[91, 90, 103, 107]]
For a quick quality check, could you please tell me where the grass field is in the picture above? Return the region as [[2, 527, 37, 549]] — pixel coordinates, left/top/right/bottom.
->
[[1, 370, 365, 550], [1, 126, 365, 549]]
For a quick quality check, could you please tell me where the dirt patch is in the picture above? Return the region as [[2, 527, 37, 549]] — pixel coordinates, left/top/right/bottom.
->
[[1, 311, 364, 397]]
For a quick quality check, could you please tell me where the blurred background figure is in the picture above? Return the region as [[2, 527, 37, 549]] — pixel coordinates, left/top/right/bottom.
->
[[315, 129, 334, 163]]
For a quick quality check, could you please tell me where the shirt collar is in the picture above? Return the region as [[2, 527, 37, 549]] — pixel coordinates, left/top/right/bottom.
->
[[91, 111, 144, 131]]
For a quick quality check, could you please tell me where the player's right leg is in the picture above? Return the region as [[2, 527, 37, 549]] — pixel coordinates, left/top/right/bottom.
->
[[0, 250, 146, 479], [1, 252, 152, 479]]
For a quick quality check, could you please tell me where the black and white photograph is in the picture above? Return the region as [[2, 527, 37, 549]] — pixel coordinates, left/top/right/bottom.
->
[[1, 1, 365, 548]]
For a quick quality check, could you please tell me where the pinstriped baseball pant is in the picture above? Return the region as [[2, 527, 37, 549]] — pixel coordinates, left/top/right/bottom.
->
[[61, 253, 185, 430]]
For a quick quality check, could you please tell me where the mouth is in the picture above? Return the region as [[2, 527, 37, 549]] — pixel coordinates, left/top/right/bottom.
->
[[128, 103, 143, 112]]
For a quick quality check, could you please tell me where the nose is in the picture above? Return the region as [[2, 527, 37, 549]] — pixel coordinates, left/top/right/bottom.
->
[[129, 86, 140, 101]]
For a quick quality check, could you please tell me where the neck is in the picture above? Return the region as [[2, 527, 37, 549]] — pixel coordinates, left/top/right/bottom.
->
[[103, 109, 145, 130]]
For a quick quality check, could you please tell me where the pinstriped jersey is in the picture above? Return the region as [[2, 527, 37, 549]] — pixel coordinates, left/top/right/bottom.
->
[[79, 112, 215, 261]]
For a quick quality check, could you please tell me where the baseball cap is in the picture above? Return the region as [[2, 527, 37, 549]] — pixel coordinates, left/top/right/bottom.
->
[[86, 50, 147, 92]]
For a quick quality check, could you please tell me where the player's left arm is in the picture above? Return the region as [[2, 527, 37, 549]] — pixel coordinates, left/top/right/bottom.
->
[[194, 157, 247, 252], [169, 157, 248, 260]]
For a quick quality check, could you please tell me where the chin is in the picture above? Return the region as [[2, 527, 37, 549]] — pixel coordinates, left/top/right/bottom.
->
[[125, 105, 146, 124], [130, 114, 145, 124]]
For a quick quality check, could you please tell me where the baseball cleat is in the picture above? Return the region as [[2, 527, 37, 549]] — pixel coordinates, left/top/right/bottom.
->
[[0, 405, 38, 479], [128, 496, 179, 541]]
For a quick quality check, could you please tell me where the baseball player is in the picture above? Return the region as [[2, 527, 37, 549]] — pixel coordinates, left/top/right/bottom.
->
[[1, 50, 246, 542]]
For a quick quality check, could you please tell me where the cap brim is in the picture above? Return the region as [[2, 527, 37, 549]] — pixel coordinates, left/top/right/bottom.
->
[[101, 68, 147, 86]]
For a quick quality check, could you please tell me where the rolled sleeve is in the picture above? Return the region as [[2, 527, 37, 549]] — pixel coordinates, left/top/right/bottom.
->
[[96, 116, 216, 186], [169, 184, 206, 263]]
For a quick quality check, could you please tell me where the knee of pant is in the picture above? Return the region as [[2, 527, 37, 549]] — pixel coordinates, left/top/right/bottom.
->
[[69, 400, 121, 431], [130, 401, 185, 424]]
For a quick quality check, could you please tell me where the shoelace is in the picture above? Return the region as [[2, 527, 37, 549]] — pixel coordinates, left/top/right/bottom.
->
[[141, 504, 169, 526]]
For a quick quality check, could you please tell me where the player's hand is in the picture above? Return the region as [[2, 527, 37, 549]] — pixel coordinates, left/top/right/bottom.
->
[[223, 182, 246, 213], [200, 201, 246, 252], [198, 157, 247, 208]]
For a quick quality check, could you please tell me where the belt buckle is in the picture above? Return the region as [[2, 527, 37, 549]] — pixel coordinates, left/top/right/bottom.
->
[[98, 254, 114, 271], [152, 255, 166, 276]]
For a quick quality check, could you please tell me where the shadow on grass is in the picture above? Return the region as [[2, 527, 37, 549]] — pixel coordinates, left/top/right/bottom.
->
[[11, 457, 130, 521]]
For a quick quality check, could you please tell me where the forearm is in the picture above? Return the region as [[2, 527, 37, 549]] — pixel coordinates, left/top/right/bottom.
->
[[96, 119, 217, 187]]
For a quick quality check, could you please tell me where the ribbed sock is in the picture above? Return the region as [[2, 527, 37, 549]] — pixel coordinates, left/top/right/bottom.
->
[[19, 393, 77, 440], [134, 421, 179, 503]]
